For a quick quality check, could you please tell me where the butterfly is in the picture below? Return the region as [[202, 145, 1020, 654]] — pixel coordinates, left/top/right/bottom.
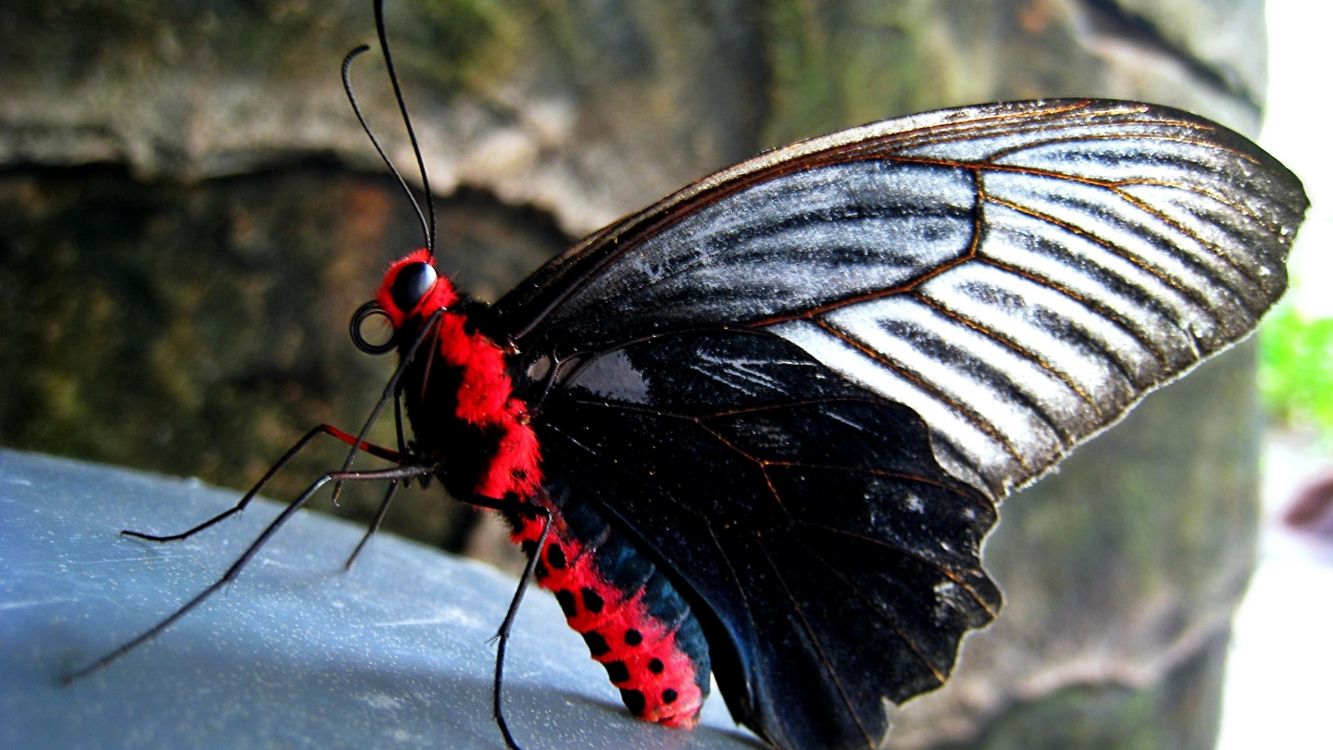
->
[[73, 2, 1307, 749]]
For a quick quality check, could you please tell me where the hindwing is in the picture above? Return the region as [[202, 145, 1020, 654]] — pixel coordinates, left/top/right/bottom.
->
[[536, 330, 998, 750]]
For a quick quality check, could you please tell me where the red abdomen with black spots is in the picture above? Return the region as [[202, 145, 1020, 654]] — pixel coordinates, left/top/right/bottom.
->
[[380, 251, 710, 727], [509, 493, 711, 725]]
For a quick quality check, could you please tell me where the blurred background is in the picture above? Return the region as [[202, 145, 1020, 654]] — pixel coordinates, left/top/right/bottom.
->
[[1217, 4, 1331, 749], [0, 1, 1327, 748]]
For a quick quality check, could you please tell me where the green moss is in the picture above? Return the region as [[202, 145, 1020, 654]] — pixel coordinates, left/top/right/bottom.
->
[[409, 0, 524, 89], [760, 0, 943, 143]]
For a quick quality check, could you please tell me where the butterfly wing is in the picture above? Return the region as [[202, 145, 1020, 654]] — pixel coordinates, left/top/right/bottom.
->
[[493, 99, 1306, 749], [497, 99, 1306, 496], [535, 329, 1000, 750]]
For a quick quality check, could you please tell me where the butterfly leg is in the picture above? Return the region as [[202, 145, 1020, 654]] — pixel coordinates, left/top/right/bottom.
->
[[121, 424, 407, 543], [342, 479, 402, 570], [67, 463, 437, 683], [459, 491, 554, 750]]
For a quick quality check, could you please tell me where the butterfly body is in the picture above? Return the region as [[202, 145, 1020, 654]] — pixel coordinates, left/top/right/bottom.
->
[[376, 250, 713, 727]]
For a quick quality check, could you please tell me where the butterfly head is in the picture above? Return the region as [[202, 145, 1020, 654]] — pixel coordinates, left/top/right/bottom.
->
[[349, 248, 458, 355]]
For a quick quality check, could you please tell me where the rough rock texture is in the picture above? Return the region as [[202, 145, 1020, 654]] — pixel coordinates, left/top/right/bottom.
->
[[0, 2, 1276, 748], [0, 1, 1268, 230]]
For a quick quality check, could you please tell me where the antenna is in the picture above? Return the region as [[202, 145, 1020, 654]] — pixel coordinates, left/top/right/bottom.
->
[[341, 46, 431, 252], [373, 0, 437, 257]]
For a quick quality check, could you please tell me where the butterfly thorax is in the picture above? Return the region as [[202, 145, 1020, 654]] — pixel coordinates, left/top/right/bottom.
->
[[396, 306, 542, 501]]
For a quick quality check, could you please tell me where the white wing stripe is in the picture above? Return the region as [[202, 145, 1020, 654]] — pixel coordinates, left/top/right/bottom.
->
[[985, 176, 1258, 321], [923, 268, 1143, 395], [772, 318, 1025, 490], [979, 215, 1184, 381], [824, 294, 1112, 448], [772, 229, 1248, 495]]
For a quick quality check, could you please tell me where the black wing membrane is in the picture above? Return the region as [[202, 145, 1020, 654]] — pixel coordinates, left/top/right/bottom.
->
[[537, 330, 1000, 750], [497, 99, 1307, 497]]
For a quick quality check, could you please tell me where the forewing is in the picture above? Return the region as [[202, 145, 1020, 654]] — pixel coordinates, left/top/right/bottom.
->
[[536, 330, 1000, 750], [498, 98, 1306, 497]]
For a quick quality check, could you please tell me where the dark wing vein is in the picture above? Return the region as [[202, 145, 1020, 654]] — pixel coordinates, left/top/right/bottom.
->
[[756, 541, 877, 750]]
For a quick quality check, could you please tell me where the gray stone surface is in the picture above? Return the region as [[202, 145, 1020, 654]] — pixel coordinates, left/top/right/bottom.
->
[[0, 449, 756, 749]]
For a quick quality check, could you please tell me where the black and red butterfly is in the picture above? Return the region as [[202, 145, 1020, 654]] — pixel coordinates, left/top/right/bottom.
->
[[72, 2, 1307, 749]]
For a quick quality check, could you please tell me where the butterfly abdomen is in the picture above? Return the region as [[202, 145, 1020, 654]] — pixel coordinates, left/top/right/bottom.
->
[[510, 495, 711, 726]]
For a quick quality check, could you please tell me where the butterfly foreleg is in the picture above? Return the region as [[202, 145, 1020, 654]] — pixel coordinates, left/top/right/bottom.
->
[[343, 479, 404, 570], [122, 423, 408, 543], [68, 462, 438, 683]]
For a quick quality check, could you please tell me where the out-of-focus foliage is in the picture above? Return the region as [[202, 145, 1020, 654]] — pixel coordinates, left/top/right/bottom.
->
[[1261, 303, 1333, 439]]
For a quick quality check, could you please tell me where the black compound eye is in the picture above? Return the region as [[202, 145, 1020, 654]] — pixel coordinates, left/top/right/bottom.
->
[[391, 262, 438, 312]]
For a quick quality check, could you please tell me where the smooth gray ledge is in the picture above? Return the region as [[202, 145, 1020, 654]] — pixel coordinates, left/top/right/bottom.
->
[[0, 449, 759, 750]]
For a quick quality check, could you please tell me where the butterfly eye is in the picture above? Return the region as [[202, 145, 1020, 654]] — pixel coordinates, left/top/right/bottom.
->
[[391, 262, 438, 313], [349, 300, 396, 355]]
